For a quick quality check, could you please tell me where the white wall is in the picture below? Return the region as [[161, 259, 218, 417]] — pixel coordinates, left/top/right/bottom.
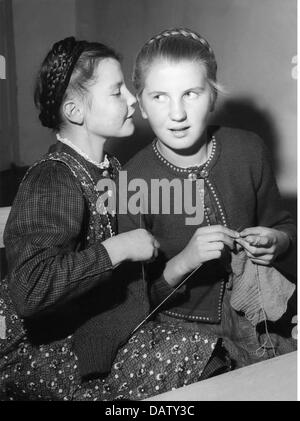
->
[[12, 0, 76, 165]]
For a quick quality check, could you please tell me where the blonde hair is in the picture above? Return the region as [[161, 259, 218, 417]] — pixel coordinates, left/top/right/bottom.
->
[[133, 28, 222, 106]]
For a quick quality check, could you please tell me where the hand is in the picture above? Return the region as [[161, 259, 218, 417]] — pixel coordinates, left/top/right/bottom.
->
[[236, 226, 290, 266], [103, 229, 160, 267], [164, 225, 239, 286], [120, 228, 160, 262]]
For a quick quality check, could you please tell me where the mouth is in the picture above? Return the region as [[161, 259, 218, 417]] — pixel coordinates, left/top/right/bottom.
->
[[169, 127, 190, 137], [126, 111, 135, 120]]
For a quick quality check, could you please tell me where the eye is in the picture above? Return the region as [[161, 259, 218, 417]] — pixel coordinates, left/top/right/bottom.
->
[[153, 94, 167, 102], [112, 90, 121, 97], [184, 91, 199, 99]]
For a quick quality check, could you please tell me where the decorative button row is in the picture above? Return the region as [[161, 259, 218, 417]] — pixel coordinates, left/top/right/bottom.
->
[[205, 179, 227, 227], [217, 281, 225, 318], [164, 310, 212, 322], [153, 136, 216, 174]]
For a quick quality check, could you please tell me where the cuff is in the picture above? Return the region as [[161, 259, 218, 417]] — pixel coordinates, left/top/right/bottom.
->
[[150, 274, 186, 307]]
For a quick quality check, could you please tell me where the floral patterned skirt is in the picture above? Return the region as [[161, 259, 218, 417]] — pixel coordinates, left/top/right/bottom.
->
[[0, 278, 226, 401]]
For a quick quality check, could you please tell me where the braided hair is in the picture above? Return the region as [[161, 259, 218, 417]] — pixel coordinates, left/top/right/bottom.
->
[[34, 36, 120, 131], [133, 28, 220, 104]]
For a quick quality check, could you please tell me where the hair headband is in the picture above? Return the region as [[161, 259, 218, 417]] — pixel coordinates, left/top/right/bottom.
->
[[45, 37, 87, 109], [38, 37, 87, 128], [146, 28, 214, 56]]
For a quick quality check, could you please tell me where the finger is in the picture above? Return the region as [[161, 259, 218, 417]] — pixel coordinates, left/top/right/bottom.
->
[[197, 225, 240, 238], [217, 226, 241, 238], [243, 249, 272, 265], [204, 250, 222, 261], [245, 235, 272, 248], [239, 244, 270, 257], [235, 238, 257, 254], [257, 236, 269, 246], [236, 238, 274, 257], [249, 258, 271, 266], [215, 241, 227, 251], [199, 232, 236, 249], [239, 227, 264, 237], [153, 239, 160, 249], [243, 235, 261, 246], [249, 249, 274, 257], [211, 234, 237, 250], [203, 241, 226, 252], [221, 237, 235, 250]]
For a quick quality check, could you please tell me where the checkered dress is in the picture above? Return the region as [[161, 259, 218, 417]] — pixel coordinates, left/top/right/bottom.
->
[[0, 144, 225, 401]]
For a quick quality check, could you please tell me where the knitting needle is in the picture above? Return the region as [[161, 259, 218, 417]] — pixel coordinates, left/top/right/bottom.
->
[[131, 263, 202, 334], [133, 222, 242, 334]]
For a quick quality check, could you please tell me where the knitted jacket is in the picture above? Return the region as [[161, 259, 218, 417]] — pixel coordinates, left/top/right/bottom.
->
[[118, 126, 296, 323]]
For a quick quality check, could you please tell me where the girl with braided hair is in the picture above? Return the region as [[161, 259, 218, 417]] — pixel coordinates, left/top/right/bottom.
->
[[118, 27, 296, 377], [0, 36, 158, 400], [0, 36, 225, 401]]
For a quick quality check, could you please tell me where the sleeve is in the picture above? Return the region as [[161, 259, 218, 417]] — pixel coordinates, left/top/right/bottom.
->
[[4, 161, 113, 318], [254, 139, 296, 276], [256, 140, 296, 246], [117, 178, 186, 308]]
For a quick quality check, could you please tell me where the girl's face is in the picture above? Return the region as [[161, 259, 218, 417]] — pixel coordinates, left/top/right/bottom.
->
[[139, 59, 213, 152], [83, 58, 136, 140]]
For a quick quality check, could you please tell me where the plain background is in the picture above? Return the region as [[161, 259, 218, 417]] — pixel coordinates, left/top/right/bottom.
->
[[4, 0, 296, 197]]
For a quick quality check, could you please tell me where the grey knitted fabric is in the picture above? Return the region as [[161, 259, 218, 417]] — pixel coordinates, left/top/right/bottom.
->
[[229, 251, 295, 326]]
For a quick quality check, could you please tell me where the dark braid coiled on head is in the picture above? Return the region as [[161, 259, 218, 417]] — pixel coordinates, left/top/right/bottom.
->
[[34, 37, 87, 130], [34, 37, 120, 131]]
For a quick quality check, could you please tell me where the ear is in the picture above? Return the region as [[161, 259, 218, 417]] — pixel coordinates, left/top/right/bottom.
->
[[137, 96, 148, 120], [210, 91, 217, 112], [62, 99, 83, 125]]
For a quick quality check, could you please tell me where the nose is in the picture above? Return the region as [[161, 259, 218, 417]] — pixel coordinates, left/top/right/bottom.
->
[[125, 87, 137, 108], [169, 99, 187, 122]]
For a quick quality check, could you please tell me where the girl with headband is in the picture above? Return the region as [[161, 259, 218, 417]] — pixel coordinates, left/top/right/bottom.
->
[[118, 28, 296, 380]]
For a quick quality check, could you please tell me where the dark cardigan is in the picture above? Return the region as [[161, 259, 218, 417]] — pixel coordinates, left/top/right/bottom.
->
[[117, 126, 296, 321], [74, 126, 296, 378]]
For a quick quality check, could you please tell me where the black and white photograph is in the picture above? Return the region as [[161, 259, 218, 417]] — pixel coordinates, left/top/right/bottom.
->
[[0, 0, 297, 403]]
